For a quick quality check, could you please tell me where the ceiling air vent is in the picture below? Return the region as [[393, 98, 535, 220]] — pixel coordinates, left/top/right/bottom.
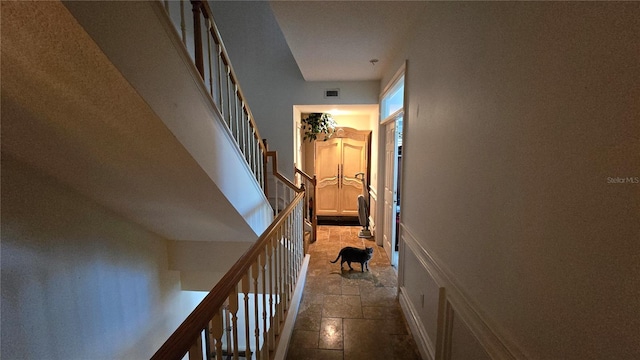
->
[[324, 88, 340, 98]]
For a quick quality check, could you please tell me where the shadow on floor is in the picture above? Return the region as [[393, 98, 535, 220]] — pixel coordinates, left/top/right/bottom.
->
[[286, 225, 421, 360]]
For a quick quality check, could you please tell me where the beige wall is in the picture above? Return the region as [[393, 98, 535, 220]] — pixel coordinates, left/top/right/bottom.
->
[[332, 113, 371, 130], [1, 157, 203, 359], [387, 2, 640, 359]]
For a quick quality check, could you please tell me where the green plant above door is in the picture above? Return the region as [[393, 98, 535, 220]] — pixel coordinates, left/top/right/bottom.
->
[[302, 113, 336, 142]]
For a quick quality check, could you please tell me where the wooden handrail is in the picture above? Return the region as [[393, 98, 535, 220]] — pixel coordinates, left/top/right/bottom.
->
[[267, 151, 303, 194], [151, 191, 305, 360], [294, 167, 316, 185]]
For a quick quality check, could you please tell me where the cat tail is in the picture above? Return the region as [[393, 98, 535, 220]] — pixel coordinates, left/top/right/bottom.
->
[[330, 254, 341, 263]]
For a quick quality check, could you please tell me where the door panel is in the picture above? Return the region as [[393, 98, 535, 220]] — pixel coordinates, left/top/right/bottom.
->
[[383, 121, 397, 261], [315, 128, 369, 217], [340, 137, 367, 216], [316, 139, 340, 215], [341, 175, 362, 216]]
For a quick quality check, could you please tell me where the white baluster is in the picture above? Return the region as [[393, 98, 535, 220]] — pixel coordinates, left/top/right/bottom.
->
[[233, 84, 238, 141], [260, 250, 268, 358], [274, 233, 282, 336], [217, 45, 224, 113], [267, 239, 275, 349], [284, 220, 291, 309], [252, 262, 260, 360], [241, 272, 252, 360], [180, 0, 186, 44], [207, 20, 213, 97]]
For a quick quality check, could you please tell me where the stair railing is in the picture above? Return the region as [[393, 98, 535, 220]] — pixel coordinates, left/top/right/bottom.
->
[[265, 152, 315, 253], [151, 2, 310, 358], [151, 188, 305, 360], [265, 152, 300, 215], [294, 167, 317, 244], [161, 0, 267, 190]]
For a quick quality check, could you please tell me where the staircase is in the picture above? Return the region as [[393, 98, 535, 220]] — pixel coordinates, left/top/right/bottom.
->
[[2, 1, 310, 358]]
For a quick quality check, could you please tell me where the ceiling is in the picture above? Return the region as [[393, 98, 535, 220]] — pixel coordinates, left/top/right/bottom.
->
[[269, 1, 427, 82]]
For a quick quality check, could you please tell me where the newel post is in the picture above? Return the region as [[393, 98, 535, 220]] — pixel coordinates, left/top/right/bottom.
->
[[191, 0, 204, 77]]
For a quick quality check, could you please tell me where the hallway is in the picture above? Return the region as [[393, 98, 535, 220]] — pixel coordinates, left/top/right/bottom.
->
[[286, 226, 421, 360]]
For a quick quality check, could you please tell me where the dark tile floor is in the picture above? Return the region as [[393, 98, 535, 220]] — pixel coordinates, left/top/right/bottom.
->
[[286, 226, 422, 360]]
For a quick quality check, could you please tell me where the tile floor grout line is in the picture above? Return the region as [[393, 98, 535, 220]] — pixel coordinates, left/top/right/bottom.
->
[[286, 225, 421, 360]]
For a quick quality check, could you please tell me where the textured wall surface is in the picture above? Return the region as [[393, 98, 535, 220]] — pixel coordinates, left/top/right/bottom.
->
[[390, 2, 640, 359]]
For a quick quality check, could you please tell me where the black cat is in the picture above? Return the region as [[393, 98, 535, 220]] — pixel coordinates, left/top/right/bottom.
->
[[330, 246, 374, 272]]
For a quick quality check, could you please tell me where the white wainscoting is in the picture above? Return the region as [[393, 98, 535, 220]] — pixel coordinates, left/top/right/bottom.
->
[[398, 224, 522, 360]]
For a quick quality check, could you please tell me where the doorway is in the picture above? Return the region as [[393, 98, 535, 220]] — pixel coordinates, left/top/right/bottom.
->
[[379, 69, 405, 267], [382, 113, 402, 266], [292, 105, 379, 226]]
